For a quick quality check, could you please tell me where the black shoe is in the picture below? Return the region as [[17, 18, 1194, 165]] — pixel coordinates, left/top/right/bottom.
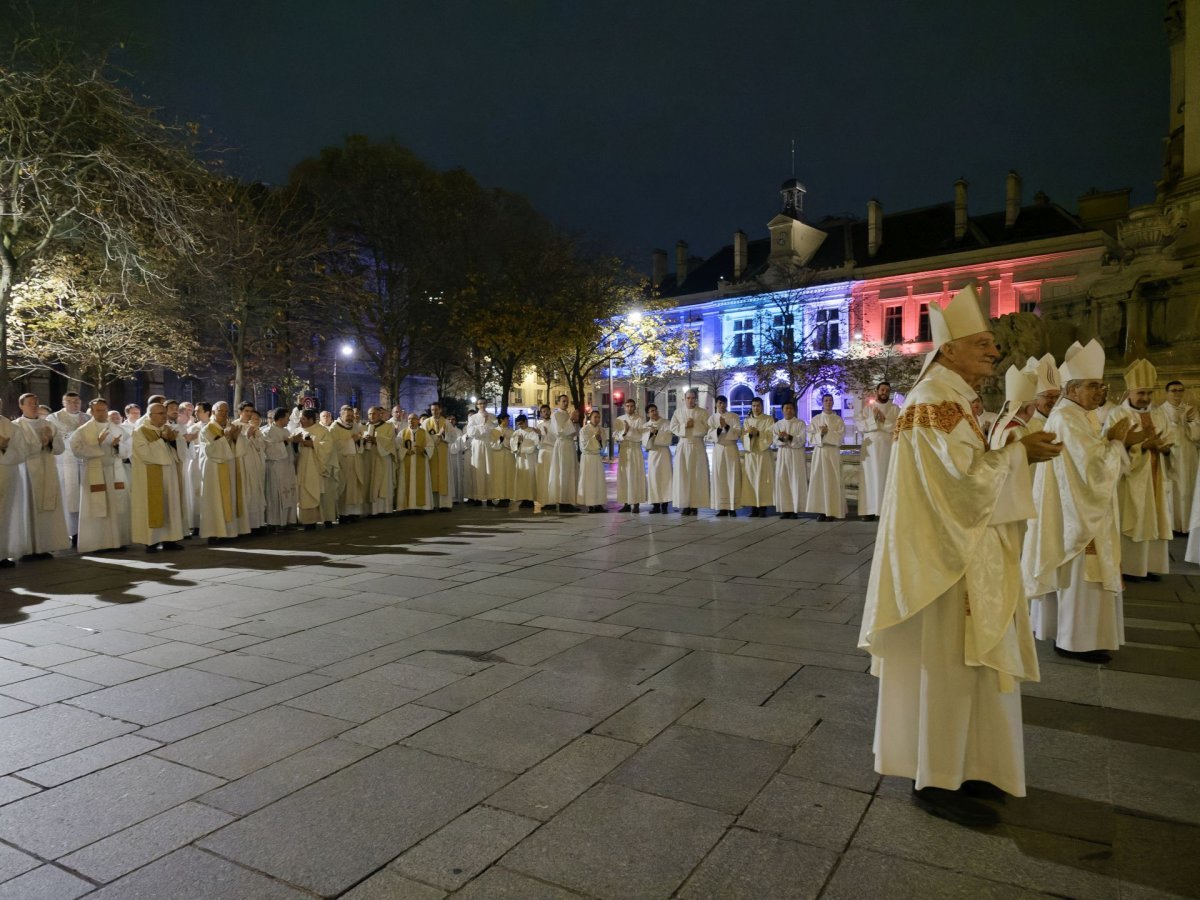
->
[[1145, 573, 1162, 582], [619, 504, 632, 513], [0, 559, 14, 568], [961, 780, 1007, 803], [304, 524, 317, 531], [1053, 645, 1112, 663], [162, 541, 185, 551], [146, 544, 161, 554], [912, 786, 999, 827], [632, 504, 640, 513]]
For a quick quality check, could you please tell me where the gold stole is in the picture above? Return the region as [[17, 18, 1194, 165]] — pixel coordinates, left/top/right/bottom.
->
[[138, 425, 166, 528], [206, 423, 235, 522], [424, 418, 449, 494]]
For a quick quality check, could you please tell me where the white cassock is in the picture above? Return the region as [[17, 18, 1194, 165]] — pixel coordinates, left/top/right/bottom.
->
[[1026, 410, 1048, 434], [806, 412, 845, 518], [577, 423, 608, 506], [707, 412, 742, 511], [1187, 476, 1200, 564], [860, 363, 1038, 797], [510, 427, 540, 501], [772, 418, 807, 513], [642, 418, 673, 504], [546, 409, 579, 505], [1108, 402, 1172, 577], [670, 407, 710, 509], [166, 419, 195, 530], [15, 416, 71, 554], [1023, 400, 1128, 653], [1159, 401, 1200, 533], [489, 425, 516, 500], [48, 408, 86, 536], [198, 421, 242, 538], [70, 418, 131, 552], [329, 422, 363, 516], [858, 401, 899, 516], [465, 411, 495, 501], [397, 426, 434, 510], [614, 414, 647, 504], [293, 424, 332, 525], [130, 422, 185, 546], [422, 416, 453, 509], [262, 423, 299, 526], [444, 422, 463, 503], [740, 413, 775, 508], [0, 418, 35, 560], [532, 418, 554, 505], [186, 421, 205, 530], [319, 424, 340, 523], [237, 422, 266, 531], [361, 421, 397, 516]]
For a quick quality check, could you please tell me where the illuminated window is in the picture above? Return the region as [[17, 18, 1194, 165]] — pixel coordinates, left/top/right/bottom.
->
[[731, 319, 755, 357], [729, 384, 755, 417], [813, 308, 841, 350], [666, 389, 678, 418], [883, 306, 903, 345], [772, 313, 796, 354], [916, 304, 931, 342]]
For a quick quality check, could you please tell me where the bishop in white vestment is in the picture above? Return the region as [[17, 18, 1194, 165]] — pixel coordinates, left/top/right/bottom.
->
[[860, 285, 1060, 826], [614, 399, 647, 512], [1024, 340, 1141, 662], [642, 404, 673, 514], [70, 399, 131, 553], [361, 407, 397, 517], [805, 395, 845, 520], [422, 404, 453, 510]]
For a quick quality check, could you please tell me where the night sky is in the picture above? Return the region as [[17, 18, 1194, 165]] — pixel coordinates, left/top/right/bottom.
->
[[95, 0, 1167, 266]]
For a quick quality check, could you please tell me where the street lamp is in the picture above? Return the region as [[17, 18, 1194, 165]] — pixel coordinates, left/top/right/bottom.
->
[[608, 309, 643, 456], [332, 341, 353, 409]]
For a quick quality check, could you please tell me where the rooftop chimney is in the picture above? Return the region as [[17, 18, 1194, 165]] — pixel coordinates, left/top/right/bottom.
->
[[954, 178, 968, 240], [1005, 170, 1022, 229], [652, 249, 667, 287], [675, 240, 689, 286], [867, 199, 882, 257], [732, 230, 747, 279]]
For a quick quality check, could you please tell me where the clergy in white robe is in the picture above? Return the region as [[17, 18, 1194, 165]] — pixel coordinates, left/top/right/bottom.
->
[[510, 416, 540, 508], [532, 405, 554, 507], [614, 399, 647, 512], [14, 393, 71, 558], [234, 404, 267, 533], [421, 404, 454, 510], [1159, 381, 1199, 533], [359, 407, 397, 517], [577, 412, 609, 511], [0, 402, 35, 565], [165, 401, 196, 532], [1024, 353, 1061, 435], [70, 399, 131, 553], [642, 403, 673, 514], [489, 417, 516, 505], [546, 395, 580, 511], [740, 398, 775, 517], [857, 383, 899, 520], [707, 396, 742, 516], [186, 404, 210, 532], [1024, 340, 1143, 662], [397, 414, 434, 511], [860, 285, 1062, 826], [329, 406, 364, 519], [445, 416, 464, 503], [293, 411, 332, 527], [772, 403, 807, 518], [262, 408, 300, 528], [198, 401, 244, 540], [1187, 474, 1200, 564], [130, 403, 186, 551], [48, 393, 86, 539], [670, 388, 709, 515], [1108, 360, 1172, 580], [806, 396, 846, 520], [465, 401, 495, 506]]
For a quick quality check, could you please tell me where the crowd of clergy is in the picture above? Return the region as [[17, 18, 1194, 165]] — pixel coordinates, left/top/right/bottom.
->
[[859, 283, 1200, 829]]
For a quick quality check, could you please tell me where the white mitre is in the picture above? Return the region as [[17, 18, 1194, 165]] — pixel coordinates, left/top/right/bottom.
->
[[990, 364, 1038, 442], [916, 283, 991, 382], [1059, 339, 1106, 383], [1032, 353, 1061, 395], [1123, 358, 1157, 391]]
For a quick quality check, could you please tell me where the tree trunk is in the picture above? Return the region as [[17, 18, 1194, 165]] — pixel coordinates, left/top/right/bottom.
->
[[0, 243, 14, 400]]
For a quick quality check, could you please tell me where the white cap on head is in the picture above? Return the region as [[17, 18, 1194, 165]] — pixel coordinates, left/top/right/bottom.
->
[[1030, 353, 1061, 395], [1123, 359, 1157, 391], [1059, 339, 1106, 383], [1005, 364, 1037, 405], [917, 283, 991, 382]]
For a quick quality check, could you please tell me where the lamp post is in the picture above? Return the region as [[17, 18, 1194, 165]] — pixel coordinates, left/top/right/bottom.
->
[[608, 310, 642, 456], [332, 341, 353, 409]]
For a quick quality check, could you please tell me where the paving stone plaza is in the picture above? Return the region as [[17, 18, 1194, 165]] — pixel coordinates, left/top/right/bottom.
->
[[0, 507, 1197, 899]]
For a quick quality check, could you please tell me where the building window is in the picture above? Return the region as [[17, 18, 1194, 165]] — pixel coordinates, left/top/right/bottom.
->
[[512, 388, 524, 405], [729, 384, 754, 417], [813, 308, 841, 351], [666, 389, 678, 419], [772, 313, 795, 354], [731, 318, 755, 357], [883, 306, 904, 345], [916, 304, 931, 343]]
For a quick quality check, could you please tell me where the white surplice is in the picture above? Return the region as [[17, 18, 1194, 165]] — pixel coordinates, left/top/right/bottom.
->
[[197, 421, 242, 538], [130, 422, 185, 546], [546, 409, 578, 505], [858, 401, 899, 516], [740, 413, 775, 508], [361, 421, 397, 516], [614, 414, 647, 504], [1108, 401, 1172, 577], [465, 411, 495, 501], [48, 408, 86, 536], [577, 423, 608, 506], [642, 417, 673, 504], [707, 412, 742, 511], [488, 424, 515, 501], [805, 412, 845, 518], [0, 417, 35, 560], [69, 418, 131, 552], [772, 417, 807, 513], [860, 364, 1037, 797], [262, 423, 299, 526], [15, 417, 71, 554], [531, 418, 553, 505], [510, 427, 540, 502], [669, 406, 709, 509], [1159, 401, 1200, 533]]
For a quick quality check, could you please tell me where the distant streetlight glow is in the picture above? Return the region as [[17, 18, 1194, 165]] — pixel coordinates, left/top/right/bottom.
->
[[628, 310, 643, 324], [340, 342, 354, 357]]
